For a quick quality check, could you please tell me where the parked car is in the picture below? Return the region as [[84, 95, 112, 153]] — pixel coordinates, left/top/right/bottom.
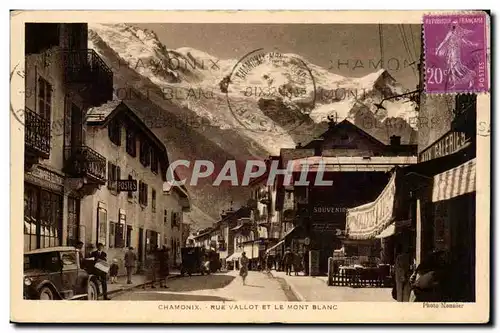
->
[[180, 247, 209, 276], [23, 246, 101, 300]]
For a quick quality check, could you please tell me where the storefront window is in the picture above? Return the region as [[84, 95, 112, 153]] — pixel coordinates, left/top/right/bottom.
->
[[67, 197, 80, 246], [23, 184, 62, 251]]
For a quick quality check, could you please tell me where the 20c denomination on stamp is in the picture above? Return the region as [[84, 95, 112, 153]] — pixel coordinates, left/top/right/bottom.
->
[[423, 12, 489, 94]]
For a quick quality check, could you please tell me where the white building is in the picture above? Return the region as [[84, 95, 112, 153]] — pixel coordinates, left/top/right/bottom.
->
[[80, 100, 190, 273]]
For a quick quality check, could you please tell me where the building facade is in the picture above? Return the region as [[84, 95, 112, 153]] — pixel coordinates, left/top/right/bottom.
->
[[275, 119, 417, 275], [23, 23, 113, 252], [80, 100, 189, 273]]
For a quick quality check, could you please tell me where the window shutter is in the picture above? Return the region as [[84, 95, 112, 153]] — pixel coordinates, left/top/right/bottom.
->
[[117, 166, 121, 181]]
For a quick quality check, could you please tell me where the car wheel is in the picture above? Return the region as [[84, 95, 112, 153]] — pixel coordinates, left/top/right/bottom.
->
[[87, 281, 98, 300], [39, 286, 54, 300]]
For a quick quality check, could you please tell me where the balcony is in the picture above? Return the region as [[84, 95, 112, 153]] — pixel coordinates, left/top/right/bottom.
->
[[24, 107, 51, 169], [63, 145, 107, 185], [63, 49, 114, 107]]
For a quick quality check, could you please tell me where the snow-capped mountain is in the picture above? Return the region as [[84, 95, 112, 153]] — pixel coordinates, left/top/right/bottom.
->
[[88, 23, 418, 224]]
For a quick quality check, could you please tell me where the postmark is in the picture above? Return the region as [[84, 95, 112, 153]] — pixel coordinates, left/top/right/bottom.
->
[[10, 62, 26, 126], [423, 12, 489, 94], [223, 48, 316, 133]]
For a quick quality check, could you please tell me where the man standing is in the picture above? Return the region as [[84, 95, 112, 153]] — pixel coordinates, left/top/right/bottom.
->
[[90, 243, 110, 300], [124, 247, 137, 284], [394, 247, 412, 302], [75, 241, 85, 267], [282, 248, 293, 276]]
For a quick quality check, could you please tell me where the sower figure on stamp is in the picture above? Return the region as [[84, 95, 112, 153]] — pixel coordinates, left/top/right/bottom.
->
[[124, 247, 137, 284]]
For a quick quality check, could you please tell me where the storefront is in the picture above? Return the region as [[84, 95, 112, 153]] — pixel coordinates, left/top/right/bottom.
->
[[24, 167, 66, 252], [424, 158, 476, 301]]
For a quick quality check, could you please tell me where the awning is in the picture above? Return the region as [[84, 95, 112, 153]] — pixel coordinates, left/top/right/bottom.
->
[[432, 159, 476, 202], [266, 239, 285, 254], [346, 172, 397, 240], [227, 252, 242, 261], [375, 223, 395, 239]]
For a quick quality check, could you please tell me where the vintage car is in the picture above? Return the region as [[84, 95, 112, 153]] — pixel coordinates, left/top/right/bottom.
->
[[23, 246, 101, 300]]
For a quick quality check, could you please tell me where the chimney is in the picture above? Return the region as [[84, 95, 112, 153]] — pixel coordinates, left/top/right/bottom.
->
[[296, 142, 302, 149], [313, 138, 324, 156], [390, 135, 401, 146]]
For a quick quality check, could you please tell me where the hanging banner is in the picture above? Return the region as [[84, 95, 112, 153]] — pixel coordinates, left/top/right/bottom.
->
[[346, 172, 397, 240]]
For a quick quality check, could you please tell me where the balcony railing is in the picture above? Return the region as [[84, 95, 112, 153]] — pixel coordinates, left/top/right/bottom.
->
[[25, 107, 51, 158], [63, 49, 114, 107], [63, 145, 107, 183]]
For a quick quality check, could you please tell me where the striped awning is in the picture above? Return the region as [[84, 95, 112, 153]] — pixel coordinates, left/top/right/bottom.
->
[[432, 159, 476, 202]]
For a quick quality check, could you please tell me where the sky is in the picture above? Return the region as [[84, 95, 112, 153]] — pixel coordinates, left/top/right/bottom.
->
[[135, 23, 421, 90]]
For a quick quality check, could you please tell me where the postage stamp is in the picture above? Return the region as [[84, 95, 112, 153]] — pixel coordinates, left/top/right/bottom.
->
[[10, 10, 491, 325], [423, 12, 489, 94]]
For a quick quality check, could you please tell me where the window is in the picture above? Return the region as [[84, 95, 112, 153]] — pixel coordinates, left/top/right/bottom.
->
[[24, 185, 63, 251], [152, 189, 156, 212], [127, 175, 134, 199], [139, 139, 151, 167], [97, 207, 107, 246], [109, 222, 116, 248], [108, 120, 121, 146], [107, 163, 120, 192], [66, 197, 80, 246], [139, 181, 148, 206], [116, 211, 126, 248], [37, 77, 52, 121], [171, 211, 178, 228], [164, 209, 168, 225], [126, 226, 133, 248], [61, 251, 78, 270], [151, 150, 159, 174], [126, 127, 136, 157]]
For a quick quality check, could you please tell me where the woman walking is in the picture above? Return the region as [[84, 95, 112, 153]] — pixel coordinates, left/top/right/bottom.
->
[[158, 246, 170, 288], [239, 252, 249, 285]]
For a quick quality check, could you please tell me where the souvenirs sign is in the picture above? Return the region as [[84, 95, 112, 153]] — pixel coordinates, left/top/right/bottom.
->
[[346, 172, 396, 240]]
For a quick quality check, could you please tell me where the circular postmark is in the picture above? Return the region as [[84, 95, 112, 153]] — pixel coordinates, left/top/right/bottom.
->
[[10, 62, 26, 126], [223, 48, 316, 134]]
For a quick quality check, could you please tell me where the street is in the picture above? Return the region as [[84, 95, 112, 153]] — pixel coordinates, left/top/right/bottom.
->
[[112, 271, 293, 301]]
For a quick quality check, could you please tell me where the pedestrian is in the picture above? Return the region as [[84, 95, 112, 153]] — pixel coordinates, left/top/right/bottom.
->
[[410, 250, 451, 302], [109, 259, 119, 284], [293, 252, 302, 276], [282, 248, 293, 276], [124, 246, 137, 284], [90, 243, 110, 300], [303, 250, 309, 276], [158, 246, 170, 288], [75, 241, 84, 267], [239, 252, 249, 285], [394, 245, 412, 302], [143, 246, 159, 289]]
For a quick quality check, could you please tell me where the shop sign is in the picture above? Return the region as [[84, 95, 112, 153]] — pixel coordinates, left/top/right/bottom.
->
[[311, 223, 338, 232], [25, 167, 64, 192], [419, 131, 470, 163], [117, 179, 137, 192], [346, 172, 396, 240]]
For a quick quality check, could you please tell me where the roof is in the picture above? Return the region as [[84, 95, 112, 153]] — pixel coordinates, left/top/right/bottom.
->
[[289, 156, 417, 172], [305, 119, 387, 149], [86, 100, 169, 164], [280, 148, 316, 166], [25, 246, 76, 255]]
